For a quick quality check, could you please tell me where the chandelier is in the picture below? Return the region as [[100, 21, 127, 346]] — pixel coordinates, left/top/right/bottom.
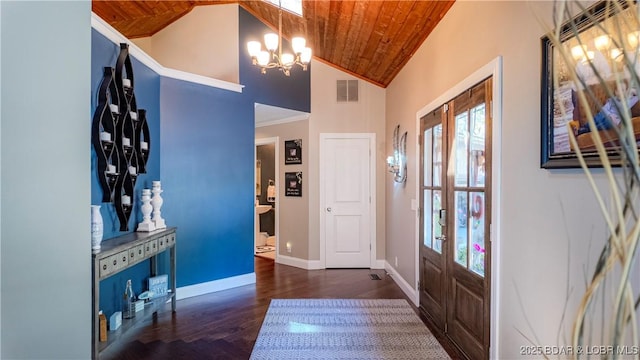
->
[[246, 3, 312, 76]]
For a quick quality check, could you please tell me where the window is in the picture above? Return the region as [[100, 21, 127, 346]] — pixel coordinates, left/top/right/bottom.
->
[[264, 0, 303, 17]]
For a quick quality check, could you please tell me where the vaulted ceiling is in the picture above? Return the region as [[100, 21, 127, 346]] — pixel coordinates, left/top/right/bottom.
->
[[92, 1, 455, 88]]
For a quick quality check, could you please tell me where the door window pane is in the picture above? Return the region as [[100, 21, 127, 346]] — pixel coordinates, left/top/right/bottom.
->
[[423, 189, 432, 249], [454, 113, 468, 187], [470, 192, 485, 277], [469, 104, 486, 188], [454, 191, 468, 266], [433, 125, 442, 187], [424, 128, 432, 187], [433, 190, 442, 254]]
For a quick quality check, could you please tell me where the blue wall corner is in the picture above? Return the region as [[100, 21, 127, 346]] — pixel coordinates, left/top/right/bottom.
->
[[239, 7, 311, 113]]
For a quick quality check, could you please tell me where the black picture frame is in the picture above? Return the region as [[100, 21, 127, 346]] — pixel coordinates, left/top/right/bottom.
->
[[285, 172, 302, 197], [285, 139, 302, 164], [540, 1, 638, 169]]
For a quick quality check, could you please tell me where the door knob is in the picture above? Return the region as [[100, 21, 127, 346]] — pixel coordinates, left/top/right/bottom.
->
[[327, 207, 332, 212]]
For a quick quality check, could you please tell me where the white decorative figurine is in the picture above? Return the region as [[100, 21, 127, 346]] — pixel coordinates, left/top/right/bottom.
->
[[151, 181, 166, 229], [136, 189, 155, 232]]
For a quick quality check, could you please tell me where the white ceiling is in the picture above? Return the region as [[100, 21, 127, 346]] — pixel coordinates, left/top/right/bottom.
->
[[255, 103, 309, 128]]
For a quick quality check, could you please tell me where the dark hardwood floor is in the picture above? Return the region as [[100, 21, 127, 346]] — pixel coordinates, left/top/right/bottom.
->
[[102, 256, 465, 360]]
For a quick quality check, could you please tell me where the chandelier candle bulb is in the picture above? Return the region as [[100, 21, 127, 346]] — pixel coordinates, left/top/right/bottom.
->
[[129, 166, 136, 176], [99, 131, 111, 141], [109, 104, 118, 114], [141, 141, 148, 150], [130, 111, 137, 121], [122, 78, 131, 88], [122, 195, 131, 206], [292, 37, 306, 54], [264, 33, 279, 51], [122, 137, 130, 147], [301, 48, 312, 64]]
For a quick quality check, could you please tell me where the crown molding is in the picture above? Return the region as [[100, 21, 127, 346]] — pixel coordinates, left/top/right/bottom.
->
[[91, 12, 244, 94]]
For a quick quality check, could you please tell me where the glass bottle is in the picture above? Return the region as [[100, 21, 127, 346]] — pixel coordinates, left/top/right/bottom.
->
[[123, 279, 136, 319]]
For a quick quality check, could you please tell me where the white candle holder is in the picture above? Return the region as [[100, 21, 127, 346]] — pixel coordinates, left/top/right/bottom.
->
[[137, 189, 155, 232], [151, 181, 166, 229]]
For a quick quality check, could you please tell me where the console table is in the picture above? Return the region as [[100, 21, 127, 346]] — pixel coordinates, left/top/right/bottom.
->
[[91, 227, 177, 359]]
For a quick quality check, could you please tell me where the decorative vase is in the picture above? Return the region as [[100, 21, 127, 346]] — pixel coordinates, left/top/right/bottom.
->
[[151, 181, 166, 229], [91, 205, 104, 251], [137, 189, 155, 232]]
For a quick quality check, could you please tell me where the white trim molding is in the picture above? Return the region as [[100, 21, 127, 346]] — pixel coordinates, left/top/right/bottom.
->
[[176, 272, 256, 300], [385, 261, 418, 305], [255, 137, 280, 263], [414, 56, 502, 360], [276, 254, 323, 270], [91, 12, 244, 94], [256, 113, 310, 128]]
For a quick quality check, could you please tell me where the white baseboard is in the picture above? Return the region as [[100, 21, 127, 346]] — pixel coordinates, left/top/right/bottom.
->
[[276, 254, 324, 270], [384, 261, 419, 306], [175, 272, 256, 300]]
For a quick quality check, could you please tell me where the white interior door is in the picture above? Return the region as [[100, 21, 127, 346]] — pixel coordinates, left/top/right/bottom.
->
[[321, 134, 372, 268]]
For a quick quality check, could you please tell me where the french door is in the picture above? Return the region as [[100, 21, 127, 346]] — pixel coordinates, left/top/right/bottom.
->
[[419, 78, 492, 360]]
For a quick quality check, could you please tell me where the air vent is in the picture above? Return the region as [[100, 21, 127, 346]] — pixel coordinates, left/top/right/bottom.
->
[[337, 80, 359, 103]]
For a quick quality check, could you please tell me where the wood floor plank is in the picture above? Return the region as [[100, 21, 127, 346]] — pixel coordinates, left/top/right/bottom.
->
[[102, 257, 465, 359]]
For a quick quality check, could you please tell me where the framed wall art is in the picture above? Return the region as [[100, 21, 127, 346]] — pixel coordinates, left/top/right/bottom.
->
[[285, 139, 302, 164], [285, 172, 302, 197], [540, 1, 640, 168]]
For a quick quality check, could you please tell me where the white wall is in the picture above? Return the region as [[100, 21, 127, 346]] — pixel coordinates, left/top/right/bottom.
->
[[309, 60, 387, 263], [1, 1, 91, 358], [386, 1, 613, 358], [135, 4, 239, 83]]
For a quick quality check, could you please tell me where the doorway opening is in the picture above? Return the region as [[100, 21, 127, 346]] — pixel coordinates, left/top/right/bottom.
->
[[255, 138, 279, 261]]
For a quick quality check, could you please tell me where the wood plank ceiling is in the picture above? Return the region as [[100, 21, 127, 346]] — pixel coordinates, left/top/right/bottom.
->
[[92, 1, 454, 87]]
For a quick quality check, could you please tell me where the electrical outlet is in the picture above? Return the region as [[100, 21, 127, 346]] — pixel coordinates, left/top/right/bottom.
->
[[286, 242, 292, 253], [395, 256, 398, 267]]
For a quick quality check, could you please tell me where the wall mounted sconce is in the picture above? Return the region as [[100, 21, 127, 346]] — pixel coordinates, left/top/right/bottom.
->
[[387, 125, 407, 184]]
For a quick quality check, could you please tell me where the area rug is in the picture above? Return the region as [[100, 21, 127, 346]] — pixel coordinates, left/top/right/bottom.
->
[[250, 299, 451, 360]]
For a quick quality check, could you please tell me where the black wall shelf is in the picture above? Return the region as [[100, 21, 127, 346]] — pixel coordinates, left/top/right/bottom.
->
[[92, 43, 151, 231]]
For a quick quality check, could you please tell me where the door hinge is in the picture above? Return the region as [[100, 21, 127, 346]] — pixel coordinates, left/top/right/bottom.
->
[[445, 322, 448, 333], [417, 207, 421, 218], [443, 103, 449, 112], [490, 100, 493, 118], [417, 280, 421, 291]]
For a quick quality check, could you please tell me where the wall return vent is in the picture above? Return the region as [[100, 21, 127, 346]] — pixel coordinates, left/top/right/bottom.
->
[[337, 80, 359, 102]]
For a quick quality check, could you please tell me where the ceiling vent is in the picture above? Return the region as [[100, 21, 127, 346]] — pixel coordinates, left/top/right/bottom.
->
[[337, 80, 359, 103]]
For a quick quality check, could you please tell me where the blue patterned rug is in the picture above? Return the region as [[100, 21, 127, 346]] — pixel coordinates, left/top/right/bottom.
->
[[250, 299, 451, 359]]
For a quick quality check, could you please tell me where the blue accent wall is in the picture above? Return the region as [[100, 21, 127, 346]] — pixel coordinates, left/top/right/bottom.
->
[[160, 78, 255, 286], [239, 8, 311, 112], [91, 29, 162, 316], [91, 5, 310, 317]]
